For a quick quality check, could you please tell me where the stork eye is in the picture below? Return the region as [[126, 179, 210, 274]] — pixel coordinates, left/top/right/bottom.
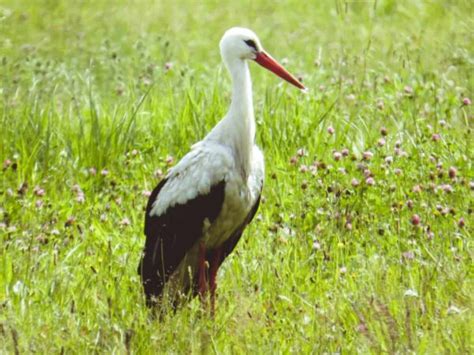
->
[[244, 39, 258, 51]]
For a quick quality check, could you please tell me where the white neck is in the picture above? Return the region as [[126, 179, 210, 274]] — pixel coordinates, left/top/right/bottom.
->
[[206, 57, 255, 177]]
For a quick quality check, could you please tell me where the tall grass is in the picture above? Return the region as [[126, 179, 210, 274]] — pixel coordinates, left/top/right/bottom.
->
[[1, 0, 472, 352]]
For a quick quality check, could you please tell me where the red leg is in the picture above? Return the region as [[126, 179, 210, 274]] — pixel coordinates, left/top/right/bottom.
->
[[198, 241, 208, 302], [209, 248, 223, 317]]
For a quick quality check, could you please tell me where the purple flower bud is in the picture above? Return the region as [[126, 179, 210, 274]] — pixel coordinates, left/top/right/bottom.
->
[[411, 214, 420, 225], [363, 151, 373, 161], [448, 166, 457, 179]]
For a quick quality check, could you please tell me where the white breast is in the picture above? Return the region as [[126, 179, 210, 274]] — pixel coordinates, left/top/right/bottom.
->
[[204, 144, 264, 248]]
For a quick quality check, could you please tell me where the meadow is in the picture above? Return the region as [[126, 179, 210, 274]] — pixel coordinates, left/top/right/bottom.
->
[[1, 0, 473, 353]]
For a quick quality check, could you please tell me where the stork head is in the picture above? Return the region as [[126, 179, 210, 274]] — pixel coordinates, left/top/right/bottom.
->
[[220, 27, 306, 91]]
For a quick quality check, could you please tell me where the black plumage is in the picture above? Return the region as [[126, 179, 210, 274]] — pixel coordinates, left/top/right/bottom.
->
[[138, 178, 262, 308], [138, 179, 225, 306]]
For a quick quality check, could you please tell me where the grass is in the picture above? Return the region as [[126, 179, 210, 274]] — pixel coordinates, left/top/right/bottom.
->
[[1, 0, 473, 353]]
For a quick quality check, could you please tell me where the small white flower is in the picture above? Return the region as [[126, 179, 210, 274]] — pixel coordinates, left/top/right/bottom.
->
[[447, 305, 462, 315], [13, 280, 25, 294], [404, 289, 418, 297]]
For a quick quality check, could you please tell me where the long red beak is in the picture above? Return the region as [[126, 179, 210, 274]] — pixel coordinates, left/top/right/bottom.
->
[[254, 51, 306, 91]]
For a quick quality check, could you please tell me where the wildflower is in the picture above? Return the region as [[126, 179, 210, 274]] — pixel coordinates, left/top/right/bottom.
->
[[458, 218, 465, 228], [333, 151, 342, 161], [341, 148, 350, 157], [327, 126, 335, 135], [385, 156, 393, 164], [402, 251, 415, 260], [164, 62, 173, 71], [351, 178, 360, 187], [404, 289, 418, 297], [289, 156, 298, 165], [377, 138, 386, 147], [376, 100, 384, 110], [404, 86, 413, 95], [394, 168, 402, 175], [142, 190, 152, 198], [301, 180, 308, 190], [3, 159, 12, 170], [299, 165, 309, 173], [412, 185, 422, 193], [362, 151, 373, 161], [365, 177, 375, 186], [431, 133, 441, 142], [462, 97, 471, 106], [296, 148, 307, 157], [411, 214, 420, 226], [120, 217, 131, 227], [101, 169, 109, 176], [346, 94, 356, 101], [165, 156, 174, 165], [427, 231, 434, 240], [441, 207, 450, 216], [448, 166, 457, 179], [33, 186, 45, 196], [447, 305, 462, 315], [441, 184, 453, 193], [380, 127, 388, 136]]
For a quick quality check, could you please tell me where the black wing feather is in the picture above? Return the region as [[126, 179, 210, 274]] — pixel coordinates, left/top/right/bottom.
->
[[138, 178, 226, 306]]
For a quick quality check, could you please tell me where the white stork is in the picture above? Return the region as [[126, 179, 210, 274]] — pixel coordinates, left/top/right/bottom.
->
[[138, 27, 305, 313]]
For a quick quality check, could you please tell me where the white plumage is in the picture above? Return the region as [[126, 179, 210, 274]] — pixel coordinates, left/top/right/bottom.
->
[[139, 27, 305, 311]]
